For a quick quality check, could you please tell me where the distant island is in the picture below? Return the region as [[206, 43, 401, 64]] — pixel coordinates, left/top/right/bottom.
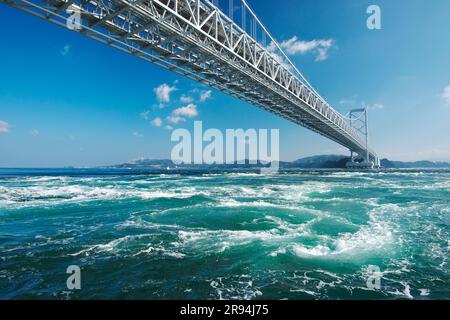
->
[[108, 155, 450, 170]]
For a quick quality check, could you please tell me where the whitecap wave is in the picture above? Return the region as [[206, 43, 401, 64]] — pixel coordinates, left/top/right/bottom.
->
[[209, 275, 263, 300], [68, 234, 154, 256], [0, 184, 204, 208], [292, 205, 396, 260]]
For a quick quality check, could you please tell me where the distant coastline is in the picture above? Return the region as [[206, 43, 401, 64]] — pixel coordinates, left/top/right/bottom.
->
[[106, 155, 450, 170], [2, 155, 449, 171]]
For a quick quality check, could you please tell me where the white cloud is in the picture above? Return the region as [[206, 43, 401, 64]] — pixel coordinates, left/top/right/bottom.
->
[[166, 103, 198, 124], [0, 120, 10, 133], [30, 129, 39, 137], [140, 110, 150, 120], [339, 99, 384, 111], [132, 132, 143, 138], [366, 103, 385, 110], [164, 125, 173, 130], [442, 86, 450, 106], [339, 98, 357, 107], [154, 83, 177, 104], [277, 36, 334, 61], [315, 47, 331, 62], [60, 44, 71, 56], [151, 117, 163, 127], [173, 103, 198, 118], [167, 115, 186, 124], [199, 90, 212, 103], [180, 95, 194, 103]]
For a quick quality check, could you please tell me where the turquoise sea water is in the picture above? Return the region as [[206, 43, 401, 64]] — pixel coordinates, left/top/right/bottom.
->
[[0, 168, 449, 300]]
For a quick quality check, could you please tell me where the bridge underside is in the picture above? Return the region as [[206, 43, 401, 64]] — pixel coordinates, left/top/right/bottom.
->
[[2, 0, 378, 163]]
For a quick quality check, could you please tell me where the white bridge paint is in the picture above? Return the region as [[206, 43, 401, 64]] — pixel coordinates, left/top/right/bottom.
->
[[1, 0, 378, 164]]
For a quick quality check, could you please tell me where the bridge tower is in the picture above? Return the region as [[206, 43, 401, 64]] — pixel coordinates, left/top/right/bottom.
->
[[346, 108, 378, 169]]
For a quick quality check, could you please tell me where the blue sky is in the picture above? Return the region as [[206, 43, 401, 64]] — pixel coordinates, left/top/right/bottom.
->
[[1, 0, 450, 167]]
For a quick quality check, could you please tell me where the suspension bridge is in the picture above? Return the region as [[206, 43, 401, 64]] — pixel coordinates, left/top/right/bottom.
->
[[1, 0, 379, 168]]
